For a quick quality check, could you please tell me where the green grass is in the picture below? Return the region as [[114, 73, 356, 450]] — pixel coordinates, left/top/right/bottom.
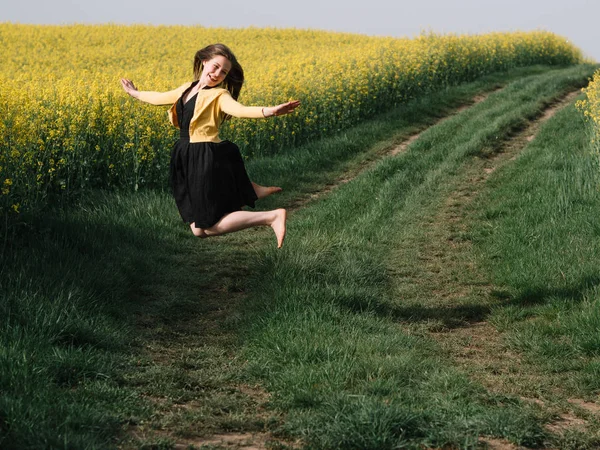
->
[[1, 64, 599, 449], [468, 88, 600, 449], [232, 64, 598, 448], [471, 85, 600, 405]]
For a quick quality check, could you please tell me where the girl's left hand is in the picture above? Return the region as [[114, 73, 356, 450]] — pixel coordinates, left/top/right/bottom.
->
[[271, 100, 301, 117], [120, 78, 139, 98]]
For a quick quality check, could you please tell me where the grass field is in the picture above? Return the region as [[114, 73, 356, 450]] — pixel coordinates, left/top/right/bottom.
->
[[2, 61, 600, 449]]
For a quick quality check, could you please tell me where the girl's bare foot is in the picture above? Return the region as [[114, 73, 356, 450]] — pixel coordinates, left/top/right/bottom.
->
[[252, 182, 282, 199], [271, 209, 287, 248], [190, 223, 208, 238]]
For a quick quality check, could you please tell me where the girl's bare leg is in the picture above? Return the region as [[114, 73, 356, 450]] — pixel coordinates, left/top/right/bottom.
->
[[252, 182, 282, 199], [190, 208, 287, 248]]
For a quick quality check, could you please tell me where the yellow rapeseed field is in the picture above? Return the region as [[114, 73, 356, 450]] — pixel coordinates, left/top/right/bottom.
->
[[577, 69, 600, 158], [0, 24, 583, 215]]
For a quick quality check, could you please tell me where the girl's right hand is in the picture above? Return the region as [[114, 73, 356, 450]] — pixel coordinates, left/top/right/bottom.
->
[[120, 78, 139, 98], [264, 100, 301, 117], [273, 100, 300, 116]]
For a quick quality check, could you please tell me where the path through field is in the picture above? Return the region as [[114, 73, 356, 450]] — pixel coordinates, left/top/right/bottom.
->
[[124, 83, 592, 450], [387, 90, 585, 450], [126, 87, 504, 449]]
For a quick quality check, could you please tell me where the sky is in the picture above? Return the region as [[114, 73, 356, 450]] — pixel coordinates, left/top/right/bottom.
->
[[3, 0, 599, 62]]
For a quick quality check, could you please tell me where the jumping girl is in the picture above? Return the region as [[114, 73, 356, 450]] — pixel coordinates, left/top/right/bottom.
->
[[120, 43, 300, 248]]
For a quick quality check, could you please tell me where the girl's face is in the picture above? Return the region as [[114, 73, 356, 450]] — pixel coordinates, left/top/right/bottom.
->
[[201, 55, 232, 87]]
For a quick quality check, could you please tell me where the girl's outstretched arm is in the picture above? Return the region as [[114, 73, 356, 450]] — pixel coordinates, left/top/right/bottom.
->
[[261, 100, 301, 118], [219, 93, 300, 119], [120, 78, 192, 106]]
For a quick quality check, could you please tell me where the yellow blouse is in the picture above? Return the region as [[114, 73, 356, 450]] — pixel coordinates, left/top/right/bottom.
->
[[136, 82, 264, 143]]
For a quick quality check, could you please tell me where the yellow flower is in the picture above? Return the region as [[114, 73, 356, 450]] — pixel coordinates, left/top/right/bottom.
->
[[577, 69, 600, 155]]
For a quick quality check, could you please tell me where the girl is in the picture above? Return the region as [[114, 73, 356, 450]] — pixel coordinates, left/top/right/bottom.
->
[[120, 43, 300, 248]]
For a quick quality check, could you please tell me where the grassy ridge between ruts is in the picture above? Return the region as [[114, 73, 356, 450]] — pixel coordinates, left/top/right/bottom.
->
[[0, 64, 597, 448], [237, 64, 598, 448]]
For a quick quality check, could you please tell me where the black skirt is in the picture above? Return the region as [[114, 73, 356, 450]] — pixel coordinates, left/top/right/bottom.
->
[[169, 139, 257, 228], [169, 87, 257, 228]]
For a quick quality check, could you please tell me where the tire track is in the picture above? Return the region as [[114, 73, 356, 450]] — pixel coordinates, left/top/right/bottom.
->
[[292, 89, 501, 211], [395, 89, 585, 450]]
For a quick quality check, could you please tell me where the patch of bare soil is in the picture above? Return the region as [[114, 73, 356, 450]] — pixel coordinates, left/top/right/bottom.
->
[[174, 432, 271, 449], [172, 432, 302, 450], [568, 398, 600, 415], [478, 437, 521, 450], [119, 243, 289, 448], [542, 398, 600, 436], [545, 412, 588, 435]]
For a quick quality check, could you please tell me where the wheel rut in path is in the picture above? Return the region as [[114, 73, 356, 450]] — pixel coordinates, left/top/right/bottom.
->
[[292, 89, 499, 211], [392, 89, 592, 450]]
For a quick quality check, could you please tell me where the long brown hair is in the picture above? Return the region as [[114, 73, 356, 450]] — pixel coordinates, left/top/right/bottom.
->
[[193, 43, 244, 102]]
